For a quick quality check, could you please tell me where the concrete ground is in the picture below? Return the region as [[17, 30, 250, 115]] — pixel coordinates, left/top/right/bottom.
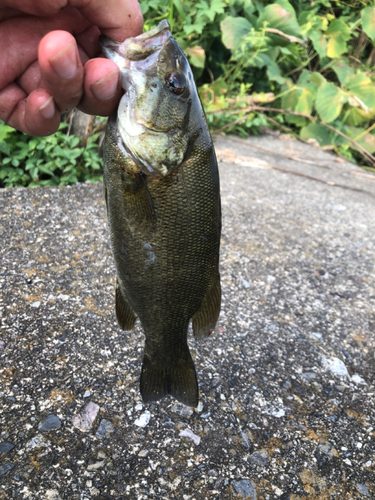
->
[[1, 133, 374, 499]]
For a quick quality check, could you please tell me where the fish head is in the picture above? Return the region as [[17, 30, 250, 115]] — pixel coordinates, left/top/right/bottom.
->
[[101, 20, 197, 177]]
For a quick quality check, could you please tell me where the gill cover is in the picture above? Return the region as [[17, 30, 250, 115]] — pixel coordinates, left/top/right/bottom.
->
[[101, 20, 194, 177]]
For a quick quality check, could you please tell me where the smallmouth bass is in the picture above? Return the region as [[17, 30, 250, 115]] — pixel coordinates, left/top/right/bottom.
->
[[101, 20, 221, 407]]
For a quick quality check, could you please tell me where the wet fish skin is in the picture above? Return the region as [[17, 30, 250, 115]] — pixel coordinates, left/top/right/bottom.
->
[[102, 20, 221, 407]]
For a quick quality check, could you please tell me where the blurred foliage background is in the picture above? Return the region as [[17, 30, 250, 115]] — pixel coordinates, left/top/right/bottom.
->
[[2, 0, 375, 188]]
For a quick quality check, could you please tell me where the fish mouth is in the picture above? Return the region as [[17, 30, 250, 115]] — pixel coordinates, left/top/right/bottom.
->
[[100, 19, 171, 63]]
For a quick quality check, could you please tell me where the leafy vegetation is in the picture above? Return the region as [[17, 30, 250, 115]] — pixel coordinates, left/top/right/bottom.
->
[[2, 0, 375, 188], [149, 0, 375, 169], [0, 122, 103, 188]]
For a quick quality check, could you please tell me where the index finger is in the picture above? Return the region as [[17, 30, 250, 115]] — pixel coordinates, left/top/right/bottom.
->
[[70, 0, 143, 41]]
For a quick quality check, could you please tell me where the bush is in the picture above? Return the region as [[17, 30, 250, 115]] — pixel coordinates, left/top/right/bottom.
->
[[2, 0, 375, 188], [0, 122, 103, 188], [147, 0, 375, 168]]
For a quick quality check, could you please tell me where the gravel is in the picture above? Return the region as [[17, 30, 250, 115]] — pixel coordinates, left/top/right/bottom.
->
[[0, 133, 374, 499]]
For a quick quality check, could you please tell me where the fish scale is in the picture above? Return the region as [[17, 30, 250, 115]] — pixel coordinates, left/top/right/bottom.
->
[[101, 20, 221, 406]]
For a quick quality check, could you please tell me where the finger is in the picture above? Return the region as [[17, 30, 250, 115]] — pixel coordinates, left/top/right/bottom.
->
[[78, 58, 121, 116], [0, 84, 60, 135], [25, 89, 60, 136], [76, 24, 101, 58], [38, 30, 85, 113], [16, 60, 42, 95], [70, 0, 143, 41], [0, 82, 27, 126], [0, 7, 90, 91], [0, 0, 67, 20]]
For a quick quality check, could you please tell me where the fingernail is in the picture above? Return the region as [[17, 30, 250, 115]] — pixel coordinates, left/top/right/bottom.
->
[[49, 40, 78, 80], [39, 96, 56, 119], [91, 69, 119, 101]]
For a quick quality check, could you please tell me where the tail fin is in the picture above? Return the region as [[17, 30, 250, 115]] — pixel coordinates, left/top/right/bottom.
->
[[140, 352, 198, 407]]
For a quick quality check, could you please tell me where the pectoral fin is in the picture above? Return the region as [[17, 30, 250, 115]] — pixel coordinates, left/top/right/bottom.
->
[[115, 280, 137, 330], [192, 271, 221, 339], [103, 180, 108, 211]]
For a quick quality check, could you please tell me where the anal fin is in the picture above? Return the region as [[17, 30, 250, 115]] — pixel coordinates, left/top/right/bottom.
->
[[192, 271, 221, 339], [115, 280, 137, 331]]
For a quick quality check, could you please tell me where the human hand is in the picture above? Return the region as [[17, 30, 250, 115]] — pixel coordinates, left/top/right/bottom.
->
[[0, 0, 143, 136]]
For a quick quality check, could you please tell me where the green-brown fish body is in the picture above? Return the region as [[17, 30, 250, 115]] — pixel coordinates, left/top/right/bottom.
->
[[101, 20, 221, 407]]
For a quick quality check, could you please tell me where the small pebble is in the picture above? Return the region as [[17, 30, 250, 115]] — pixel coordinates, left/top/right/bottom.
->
[[72, 402, 100, 432], [351, 374, 367, 385], [0, 463, 14, 476], [134, 411, 151, 428], [45, 490, 62, 500], [171, 402, 194, 418], [248, 450, 270, 467], [232, 479, 256, 500], [356, 484, 371, 498], [38, 415, 61, 432], [26, 435, 51, 449], [321, 356, 349, 379], [179, 428, 201, 446], [195, 402, 204, 413], [0, 442, 15, 453], [87, 460, 106, 471], [95, 419, 115, 440]]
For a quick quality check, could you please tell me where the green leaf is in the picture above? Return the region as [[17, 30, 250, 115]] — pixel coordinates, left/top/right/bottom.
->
[[274, 0, 296, 16], [295, 88, 314, 114], [344, 107, 374, 127], [200, 0, 226, 22], [266, 58, 285, 84], [309, 72, 327, 89], [332, 59, 355, 86], [300, 122, 332, 147], [220, 16, 252, 49], [257, 2, 302, 46], [183, 22, 206, 36], [300, 11, 328, 35], [325, 19, 351, 58], [281, 79, 298, 109], [316, 82, 347, 123], [359, 132, 375, 154], [342, 125, 375, 153], [345, 72, 375, 109], [0, 141, 10, 155], [297, 69, 310, 86], [173, 0, 186, 22], [310, 30, 327, 58], [361, 7, 375, 41], [0, 122, 15, 142], [185, 46, 206, 68]]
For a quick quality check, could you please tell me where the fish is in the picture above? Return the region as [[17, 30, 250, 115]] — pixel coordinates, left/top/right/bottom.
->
[[100, 19, 221, 407]]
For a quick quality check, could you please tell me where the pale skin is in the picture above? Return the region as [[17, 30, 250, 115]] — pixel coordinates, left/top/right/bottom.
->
[[0, 0, 143, 136]]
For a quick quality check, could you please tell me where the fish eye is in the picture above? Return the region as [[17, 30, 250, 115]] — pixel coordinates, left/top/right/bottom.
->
[[165, 72, 186, 95]]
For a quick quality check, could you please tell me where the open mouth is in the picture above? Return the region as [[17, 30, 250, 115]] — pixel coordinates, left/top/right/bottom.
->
[[100, 19, 171, 63]]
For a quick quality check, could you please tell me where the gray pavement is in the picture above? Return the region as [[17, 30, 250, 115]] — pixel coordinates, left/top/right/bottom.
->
[[1, 133, 375, 499]]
